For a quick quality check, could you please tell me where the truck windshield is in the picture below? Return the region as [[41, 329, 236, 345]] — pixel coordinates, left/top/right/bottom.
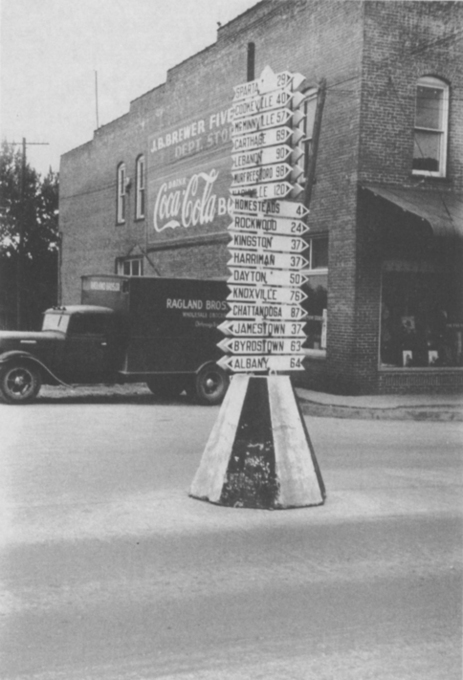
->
[[42, 313, 70, 333]]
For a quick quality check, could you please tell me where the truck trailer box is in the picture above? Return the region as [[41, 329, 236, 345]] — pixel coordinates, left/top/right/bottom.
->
[[81, 274, 229, 375]]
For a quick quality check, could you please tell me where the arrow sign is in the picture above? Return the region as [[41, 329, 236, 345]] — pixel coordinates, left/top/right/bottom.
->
[[228, 268, 309, 288], [218, 354, 305, 372], [232, 126, 305, 153], [218, 337, 305, 355], [233, 67, 306, 101], [218, 319, 307, 338], [232, 144, 293, 169], [227, 301, 307, 320], [230, 215, 309, 236], [231, 88, 294, 119], [232, 108, 294, 136], [227, 285, 307, 305], [231, 196, 309, 219], [230, 180, 298, 200], [231, 162, 294, 187], [229, 233, 308, 254], [228, 250, 309, 270]]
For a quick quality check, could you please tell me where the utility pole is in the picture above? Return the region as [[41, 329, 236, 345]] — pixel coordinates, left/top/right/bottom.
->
[[95, 71, 100, 129], [10, 138, 49, 329]]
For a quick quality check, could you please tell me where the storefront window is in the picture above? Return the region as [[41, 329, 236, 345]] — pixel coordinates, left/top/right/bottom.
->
[[380, 268, 463, 368], [303, 274, 327, 350], [302, 237, 328, 351]]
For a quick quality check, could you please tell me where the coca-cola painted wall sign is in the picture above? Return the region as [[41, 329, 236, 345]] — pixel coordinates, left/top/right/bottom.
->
[[148, 103, 233, 238]]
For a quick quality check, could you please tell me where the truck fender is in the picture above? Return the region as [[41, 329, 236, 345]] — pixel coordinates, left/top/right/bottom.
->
[[195, 360, 220, 375], [0, 351, 69, 386]]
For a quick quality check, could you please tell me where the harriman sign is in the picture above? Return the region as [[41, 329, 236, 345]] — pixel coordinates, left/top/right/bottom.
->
[[148, 103, 234, 237]]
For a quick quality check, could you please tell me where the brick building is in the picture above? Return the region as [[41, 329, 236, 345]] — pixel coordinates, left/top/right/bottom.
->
[[59, 0, 463, 395]]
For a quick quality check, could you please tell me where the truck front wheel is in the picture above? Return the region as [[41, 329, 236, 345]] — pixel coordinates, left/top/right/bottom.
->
[[195, 364, 229, 406], [0, 362, 42, 404]]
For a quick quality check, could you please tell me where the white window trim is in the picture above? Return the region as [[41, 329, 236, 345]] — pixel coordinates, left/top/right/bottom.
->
[[117, 163, 126, 223], [135, 155, 145, 219], [412, 76, 449, 179], [116, 257, 143, 276], [302, 236, 328, 272]]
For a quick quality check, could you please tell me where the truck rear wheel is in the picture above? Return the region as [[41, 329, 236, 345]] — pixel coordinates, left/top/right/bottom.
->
[[0, 362, 42, 404], [195, 364, 229, 406]]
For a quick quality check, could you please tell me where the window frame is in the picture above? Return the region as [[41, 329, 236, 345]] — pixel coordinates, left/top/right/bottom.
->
[[302, 87, 318, 180], [116, 162, 126, 224], [412, 76, 449, 179], [305, 235, 328, 272], [116, 257, 143, 277], [135, 155, 145, 220]]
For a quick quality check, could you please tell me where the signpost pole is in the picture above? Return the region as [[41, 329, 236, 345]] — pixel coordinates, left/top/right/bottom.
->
[[190, 66, 325, 509]]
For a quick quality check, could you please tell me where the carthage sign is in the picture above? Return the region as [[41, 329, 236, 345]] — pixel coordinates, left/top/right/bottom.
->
[[149, 105, 234, 236]]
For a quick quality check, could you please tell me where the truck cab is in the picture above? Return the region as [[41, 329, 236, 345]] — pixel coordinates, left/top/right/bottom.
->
[[0, 305, 122, 404]]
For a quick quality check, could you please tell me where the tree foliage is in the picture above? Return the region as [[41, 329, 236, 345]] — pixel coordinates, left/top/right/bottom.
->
[[0, 140, 59, 329]]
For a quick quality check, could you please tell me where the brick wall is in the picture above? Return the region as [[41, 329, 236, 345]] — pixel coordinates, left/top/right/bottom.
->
[[59, 0, 462, 394]]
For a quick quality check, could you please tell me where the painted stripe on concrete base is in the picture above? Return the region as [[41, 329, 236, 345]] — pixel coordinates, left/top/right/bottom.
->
[[189, 374, 250, 503], [268, 375, 325, 507]]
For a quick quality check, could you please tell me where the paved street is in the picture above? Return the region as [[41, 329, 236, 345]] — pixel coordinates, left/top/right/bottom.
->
[[1, 394, 462, 679]]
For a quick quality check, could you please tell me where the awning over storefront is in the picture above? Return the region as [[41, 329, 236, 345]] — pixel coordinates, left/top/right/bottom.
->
[[361, 184, 463, 240]]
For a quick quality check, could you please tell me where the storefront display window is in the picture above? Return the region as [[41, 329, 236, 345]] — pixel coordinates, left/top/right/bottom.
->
[[303, 274, 327, 350], [380, 267, 463, 368]]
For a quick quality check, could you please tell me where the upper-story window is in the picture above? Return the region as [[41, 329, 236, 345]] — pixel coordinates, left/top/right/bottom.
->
[[135, 155, 145, 219], [116, 162, 126, 224], [302, 88, 318, 178], [412, 76, 449, 177]]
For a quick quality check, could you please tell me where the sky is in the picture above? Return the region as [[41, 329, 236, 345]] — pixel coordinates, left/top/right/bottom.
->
[[1, 0, 258, 177]]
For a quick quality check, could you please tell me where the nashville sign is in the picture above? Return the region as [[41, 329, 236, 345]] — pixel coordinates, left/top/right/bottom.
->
[[230, 180, 304, 199]]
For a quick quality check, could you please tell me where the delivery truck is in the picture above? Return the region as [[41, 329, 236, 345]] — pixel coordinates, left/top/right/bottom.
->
[[0, 275, 229, 405]]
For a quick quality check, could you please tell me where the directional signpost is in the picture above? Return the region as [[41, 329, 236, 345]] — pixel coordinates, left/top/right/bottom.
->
[[220, 64, 311, 374], [190, 66, 326, 511]]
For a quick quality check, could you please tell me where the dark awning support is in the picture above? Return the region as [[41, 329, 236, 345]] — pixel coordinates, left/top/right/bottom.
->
[[361, 184, 463, 240]]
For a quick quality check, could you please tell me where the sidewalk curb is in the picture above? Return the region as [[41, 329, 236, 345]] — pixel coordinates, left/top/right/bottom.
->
[[297, 399, 463, 421]]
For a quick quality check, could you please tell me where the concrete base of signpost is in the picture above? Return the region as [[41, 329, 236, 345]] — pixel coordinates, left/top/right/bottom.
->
[[189, 374, 325, 509]]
